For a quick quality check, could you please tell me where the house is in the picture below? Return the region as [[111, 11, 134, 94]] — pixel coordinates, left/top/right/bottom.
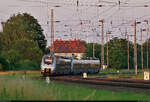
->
[[49, 39, 86, 59]]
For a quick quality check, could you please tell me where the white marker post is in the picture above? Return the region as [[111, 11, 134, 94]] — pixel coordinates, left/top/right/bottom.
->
[[144, 72, 149, 80], [117, 70, 120, 73], [102, 65, 107, 70], [46, 76, 50, 84], [83, 73, 87, 78], [22, 71, 26, 80]]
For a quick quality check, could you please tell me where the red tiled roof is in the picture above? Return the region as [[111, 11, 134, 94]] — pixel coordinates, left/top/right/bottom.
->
[[50, 39, 86, 53]]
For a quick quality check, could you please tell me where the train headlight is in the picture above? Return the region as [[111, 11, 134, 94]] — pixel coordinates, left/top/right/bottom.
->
[[41, 70, 44, 73]]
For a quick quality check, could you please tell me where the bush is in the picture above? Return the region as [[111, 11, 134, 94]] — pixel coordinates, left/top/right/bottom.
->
[[16, 60, 40, 70], [0, 56, 9, 70], [1, 50, 22, 70], [0, 64, 2, 70]]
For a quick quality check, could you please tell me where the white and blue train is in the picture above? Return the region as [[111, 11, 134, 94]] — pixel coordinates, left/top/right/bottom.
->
[[41, 54, 100, 76]]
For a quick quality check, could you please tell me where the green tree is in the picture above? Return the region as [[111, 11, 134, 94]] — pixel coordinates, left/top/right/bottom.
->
[[1, 39, 43, 70], [83, 37, 137, 70], [0, 13, 46, 52], [143, 39, 150, 69], [95, 43, 101, 59], [0, 13, 45, 70], [84, 43, 101, 59], [105, 37, 134, 69], [84, 43, 93, 57], [1, 50, 22, 70], [11, 39, 43, 64], [0, 32, 3, 54], [18, 60, 40, 70], [0, 56, 9, 70]]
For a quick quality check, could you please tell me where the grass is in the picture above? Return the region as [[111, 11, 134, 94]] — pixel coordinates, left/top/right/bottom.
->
[[0, 76, 52, 100], [0, 72, 150, 100], [88, 69, 150, 80]]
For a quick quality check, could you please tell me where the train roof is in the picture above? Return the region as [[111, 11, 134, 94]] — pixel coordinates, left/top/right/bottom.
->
[[57, 56, 100, 64], [42, 54, 100, 61], [73, 59, 100, 64]]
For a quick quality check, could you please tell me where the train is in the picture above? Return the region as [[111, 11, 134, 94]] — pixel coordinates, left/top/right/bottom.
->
[[41, 54, 100, 76]]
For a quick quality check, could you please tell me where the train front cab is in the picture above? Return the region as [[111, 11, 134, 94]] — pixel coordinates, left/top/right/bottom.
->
[[41, 55, 55, 76]]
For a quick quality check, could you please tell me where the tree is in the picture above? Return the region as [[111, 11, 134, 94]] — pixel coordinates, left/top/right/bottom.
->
[[84, 43, 93, 57], [0, 32, 3, 54], [1, 39, 43, 70], [105, 37, 134, 69], [1, 49, 22, 70], [0, 13, 46, 70], [11, 39, 43, 64], [23, 13, 47, 52], [143, 39, 150, 69], [84, 43, 101, 59], [0, 13, 47, 52], [0, 56, 9, 70]]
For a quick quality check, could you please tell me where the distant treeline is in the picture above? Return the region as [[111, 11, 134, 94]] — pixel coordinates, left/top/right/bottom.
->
[[83, 37, 150, 70]]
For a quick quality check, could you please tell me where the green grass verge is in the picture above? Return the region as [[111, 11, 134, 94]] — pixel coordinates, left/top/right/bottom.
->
[[88, 69, 150, 79], [0, 73, 150, 100]]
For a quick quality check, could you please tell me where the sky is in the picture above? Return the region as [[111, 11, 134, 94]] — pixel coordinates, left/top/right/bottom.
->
[[1, 0, 150, 46]]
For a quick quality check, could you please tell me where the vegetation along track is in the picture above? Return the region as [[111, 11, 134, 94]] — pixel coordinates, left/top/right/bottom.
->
[[33, 75, 150, 89]]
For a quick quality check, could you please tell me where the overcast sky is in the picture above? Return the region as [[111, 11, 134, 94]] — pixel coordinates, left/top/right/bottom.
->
[[1, 0, 150, 46]]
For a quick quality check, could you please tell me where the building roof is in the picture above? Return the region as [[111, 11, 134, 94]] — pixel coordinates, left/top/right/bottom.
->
[[50, 39, 86, 53]]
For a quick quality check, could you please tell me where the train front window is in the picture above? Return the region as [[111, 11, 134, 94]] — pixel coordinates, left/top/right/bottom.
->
[[44, 58, 53, 64]]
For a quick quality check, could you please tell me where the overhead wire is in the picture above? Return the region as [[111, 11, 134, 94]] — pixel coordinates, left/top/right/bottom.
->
[[7, 0, 150, 43]]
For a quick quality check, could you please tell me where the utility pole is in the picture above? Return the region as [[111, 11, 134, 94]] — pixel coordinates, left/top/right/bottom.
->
[[125, 29, 130, 71], [144, 20, 149, 69], [127, 34, 130, 71], [134, 20, 137, 75], [92, 26, 95, 58], [86, 26, 88, 43], [70, 28, 73, 39], [50, 9, 54, 55], [77, 0, 79, 7], [78, 22, 82, 40], [147, 26, 149, 69], [106, 32, 109, 68], [140, 28, 143, 72], [100, 20, 104, 69], [93, 43, 95, 58]]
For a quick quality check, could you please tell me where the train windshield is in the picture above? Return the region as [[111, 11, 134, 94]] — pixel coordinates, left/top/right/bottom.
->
[[44, 57, 53, 64]]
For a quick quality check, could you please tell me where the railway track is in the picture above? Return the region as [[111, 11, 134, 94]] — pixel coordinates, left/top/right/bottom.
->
[[34, 75, 150, 89]]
